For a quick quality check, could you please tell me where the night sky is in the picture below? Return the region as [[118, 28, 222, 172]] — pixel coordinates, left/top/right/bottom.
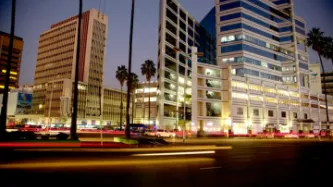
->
[[0, 0, 332, 89]]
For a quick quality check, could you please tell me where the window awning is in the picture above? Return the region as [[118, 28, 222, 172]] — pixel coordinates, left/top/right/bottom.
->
[[297, 119, 315, 123]]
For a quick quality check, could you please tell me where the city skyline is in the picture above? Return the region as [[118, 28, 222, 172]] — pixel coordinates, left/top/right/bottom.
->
[[0, 0, 332, 89]]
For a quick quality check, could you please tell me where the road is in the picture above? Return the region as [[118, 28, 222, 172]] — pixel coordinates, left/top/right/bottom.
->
[[1, 141, 332, 187]]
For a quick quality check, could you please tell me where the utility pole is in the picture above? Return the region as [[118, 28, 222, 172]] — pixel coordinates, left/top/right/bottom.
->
[[0, 0, 16, 141], [70, 0, 83, 140], [125, 0, 135, 138]]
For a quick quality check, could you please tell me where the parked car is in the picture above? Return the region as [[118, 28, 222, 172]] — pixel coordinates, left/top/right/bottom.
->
[[144, 129, 157, 137], [155, 129, 176, 138]]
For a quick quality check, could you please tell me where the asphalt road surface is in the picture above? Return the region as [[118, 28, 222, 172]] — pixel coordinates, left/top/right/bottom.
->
[[1, 141, 332, 187]]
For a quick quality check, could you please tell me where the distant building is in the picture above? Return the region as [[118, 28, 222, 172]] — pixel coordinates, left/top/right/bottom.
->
[[309, 64, 322, 95], [0, 31, 24, 93], [134, 81, 158, 125], [321, 72, 333, 96], [32, 9, 109, 125]]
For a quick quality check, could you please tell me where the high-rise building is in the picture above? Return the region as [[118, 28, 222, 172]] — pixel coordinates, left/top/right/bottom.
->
[[157, 0, 220, 130], [0, 31, 24, 93], [157, 0, 333, 133], [32, 9, 108, 124]]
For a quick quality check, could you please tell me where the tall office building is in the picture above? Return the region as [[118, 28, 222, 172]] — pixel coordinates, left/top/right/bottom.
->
[[0, 31, 24, 93], [32, 9, 108, 124], [157, 0, 333, 133], [157, 0, 221, 130]]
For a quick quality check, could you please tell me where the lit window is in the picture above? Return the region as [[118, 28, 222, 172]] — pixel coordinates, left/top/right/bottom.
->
[[228, 35, 235, 41], [2, 70, 18, 75], [179, 77, 185, 84], [232, 92, 248, 100]]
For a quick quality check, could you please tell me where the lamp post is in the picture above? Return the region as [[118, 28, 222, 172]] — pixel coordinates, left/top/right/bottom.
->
[[125, 0, 135, 138], [172, 47, 203, 143]]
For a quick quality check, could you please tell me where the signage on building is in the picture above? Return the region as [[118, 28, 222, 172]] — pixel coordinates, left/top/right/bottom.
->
[[16, 93, 32, 114]]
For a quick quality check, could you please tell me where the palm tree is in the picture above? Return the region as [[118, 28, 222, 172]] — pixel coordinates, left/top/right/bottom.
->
[[323, 36, 333, 66], [129, 73, 139, 124], [307, 28, 330, 128], [141, 60, 156, 126], [116, 65, 128, 130]]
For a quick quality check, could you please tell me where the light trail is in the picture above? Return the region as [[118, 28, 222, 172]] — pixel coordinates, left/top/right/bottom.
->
[[132, 150, 215, 156], [0, 158, 214, 169]]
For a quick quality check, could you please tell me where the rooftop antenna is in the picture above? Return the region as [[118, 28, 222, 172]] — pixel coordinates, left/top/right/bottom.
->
[[98, 0, 101, 18]]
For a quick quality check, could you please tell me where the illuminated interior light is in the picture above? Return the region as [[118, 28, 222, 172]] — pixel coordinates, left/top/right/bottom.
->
[[2, 70, 18, 75]]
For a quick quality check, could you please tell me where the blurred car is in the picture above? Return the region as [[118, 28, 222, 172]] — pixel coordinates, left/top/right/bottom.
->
[[285, 134, 299, 138], [305, 133, 315, 138], [144, 129, 156, 137], [156, 129, 176, 138]]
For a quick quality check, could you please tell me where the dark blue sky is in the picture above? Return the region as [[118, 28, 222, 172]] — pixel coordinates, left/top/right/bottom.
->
[[0, 0, 332, 89]]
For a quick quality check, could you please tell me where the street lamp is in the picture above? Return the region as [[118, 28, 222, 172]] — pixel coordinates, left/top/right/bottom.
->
[[172, 47, 203, 143]]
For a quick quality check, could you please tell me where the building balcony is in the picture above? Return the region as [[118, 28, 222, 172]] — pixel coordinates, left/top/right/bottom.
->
[[249, 89, 262, 95], [250, 100, 263, 105], [232, 87, 247, 93], [301, 98, 310, 104], [264, 92, 276, 98], [278, 103, 289, 108]]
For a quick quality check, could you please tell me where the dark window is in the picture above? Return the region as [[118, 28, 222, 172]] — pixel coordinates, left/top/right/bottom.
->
[[166, 9, 177, 24], [165, 45, 176, 59], [166, 21, 176, 35], [165, 33, 176, 46], [179, 20, 186, 32], [179, 65, 185, 75], [179, 42, 186, 53], [293, 112, 298, 119], [188, 38, 193, 47], [180, 9, 186, 21], [304, 113, 308, 119], [237, 108, 243, 115], [167, 0, 178, 13], [188, 17, 193, 28], [188, 27, 193, 38], [179, 31, 186, 42], [253, 109, 259, 116], [268, 110, 274, 117], [281, 111, 286, 118], [179, 54, 186, 64], [165, 58, 177, 71]]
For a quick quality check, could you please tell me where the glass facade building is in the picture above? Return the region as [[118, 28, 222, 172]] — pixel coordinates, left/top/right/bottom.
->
[[156, 0, 333, 133]]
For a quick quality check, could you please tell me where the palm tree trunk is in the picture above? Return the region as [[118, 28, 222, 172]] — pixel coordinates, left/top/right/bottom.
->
[[148, 80, 151, 126], [319, 54, 330, 129], [120, 86, 123, 130], [0, 0, 16, 141]]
